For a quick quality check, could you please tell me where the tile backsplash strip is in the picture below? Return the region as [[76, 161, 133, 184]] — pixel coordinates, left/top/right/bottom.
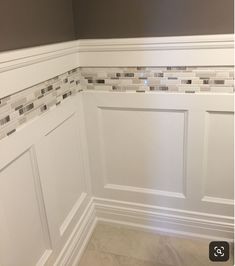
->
[[0, 66, 234, 141], [80, 66, 234, 93], [0, 69, 81, 141]]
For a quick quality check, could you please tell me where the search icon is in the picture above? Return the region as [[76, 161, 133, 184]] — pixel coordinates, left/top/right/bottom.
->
[[216, 248, 222, 255], [209, 241, 229, 262]]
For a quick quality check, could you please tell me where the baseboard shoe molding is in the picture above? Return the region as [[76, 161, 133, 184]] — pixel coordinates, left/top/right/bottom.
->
[[54, 198, 96, 266], [93, 197, 234, 242], [54, 196, 233, 265]]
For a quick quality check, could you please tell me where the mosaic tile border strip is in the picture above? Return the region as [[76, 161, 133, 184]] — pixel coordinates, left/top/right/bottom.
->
[[0, 69, 81, 140], [80, 66, 234, 93], [0, 66, 234, 141]]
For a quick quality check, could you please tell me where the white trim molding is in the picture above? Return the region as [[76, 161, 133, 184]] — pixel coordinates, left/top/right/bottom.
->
[[77, 34, 234, 52], [0, 41, 79, 99], [77, 34, 234, 67], [93, 197, 234, 241], [53, 196, 234, 265], [59, 196, 234, 265], [0, 40, 79, 73], [54, 199, 97, 266], [0, 34, 233, 98], [104, 184, 186, 199]]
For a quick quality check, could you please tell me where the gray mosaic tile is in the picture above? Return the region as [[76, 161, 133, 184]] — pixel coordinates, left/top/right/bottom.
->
[[0, 66, 233, 142], [0, 68, 82, 141], [80, 66, 234, 94]]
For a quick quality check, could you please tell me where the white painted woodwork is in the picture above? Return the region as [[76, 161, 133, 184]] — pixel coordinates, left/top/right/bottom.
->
[[35, 113, 86, 245], [202, 111, 234, 202], [99, 107, 187, 197], [0, 34, 233, 99], [0, 34, 234, 264], [84, 92, 234, 222], [0, 96, 92, 265], [77, 34, 234, 67], [94, 197, 234, 241], [0, 40, 78, 99], [0, 151, 50, 266]]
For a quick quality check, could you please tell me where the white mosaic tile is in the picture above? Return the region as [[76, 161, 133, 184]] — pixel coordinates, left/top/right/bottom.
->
[[0, 66, 233, 141]]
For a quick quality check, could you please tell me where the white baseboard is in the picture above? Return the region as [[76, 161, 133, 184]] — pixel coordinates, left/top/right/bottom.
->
[[60, 196, 233, 265], [93, 197, 234, 242], [54, 199, 96, 266]]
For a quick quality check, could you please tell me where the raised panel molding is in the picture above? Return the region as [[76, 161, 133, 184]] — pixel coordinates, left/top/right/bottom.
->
[[35, 111, 87, 247], [201, 196, 234, 206], [0, 95, 93, 266], [84, 92, 234, 217], [0, 150, 51, 266], [202, 111, 234, 204], [98, 107, 188, 199], [104, 184, 185, 199]]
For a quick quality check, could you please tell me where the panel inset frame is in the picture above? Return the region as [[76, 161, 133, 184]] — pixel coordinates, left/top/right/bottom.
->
[[97, 106, 188, 199], [202, 110, 234, 205]]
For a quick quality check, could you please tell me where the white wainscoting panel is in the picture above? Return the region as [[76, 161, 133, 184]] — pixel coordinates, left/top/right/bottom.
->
[[84, 91, 234, 238], [0, 95, 93, 266], [202, 111, 234, 204], [0, 34, 234, 264], [0, 150, 51, 266], [35, 112, 86, 239], [99, 107, 187, 198]]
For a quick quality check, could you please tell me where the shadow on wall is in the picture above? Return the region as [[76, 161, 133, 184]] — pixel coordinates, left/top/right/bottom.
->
[[73, 0, 234, 39], [0, 0, 76, 52]]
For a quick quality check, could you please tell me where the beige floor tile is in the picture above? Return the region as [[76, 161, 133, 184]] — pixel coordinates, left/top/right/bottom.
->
[[78, 223, 234, 266], [79, 250, 119, 266], [86, 223, 162, 261], [157, 235, 234, 266], [79, 250, 172, 266]]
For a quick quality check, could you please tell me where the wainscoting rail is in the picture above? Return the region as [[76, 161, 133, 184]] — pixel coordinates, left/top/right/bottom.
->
[[0, 34, 234, 99], [0, 40, 78, 72], [77, 34, 234, 52]]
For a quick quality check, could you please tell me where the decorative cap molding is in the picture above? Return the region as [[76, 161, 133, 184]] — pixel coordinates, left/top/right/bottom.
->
[[0, 34, 233, 99], [77, 34, 234, 52]]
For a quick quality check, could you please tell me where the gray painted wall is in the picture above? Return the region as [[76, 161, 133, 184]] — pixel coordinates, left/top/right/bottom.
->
[[0, 0, 233, 52], [0, 0, 76, 52], [73, 0, 234, 39]]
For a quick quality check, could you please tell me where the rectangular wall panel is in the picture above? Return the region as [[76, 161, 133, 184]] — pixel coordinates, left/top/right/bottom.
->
[[203, 111, 234, 202], [35, 113, 86, 246], [0, 151, 49, 266], [99, 107, 187, 197], [84, 92, 234, 218]]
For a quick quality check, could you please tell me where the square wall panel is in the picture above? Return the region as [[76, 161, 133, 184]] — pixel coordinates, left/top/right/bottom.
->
[[99, 107, 187, 197]]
